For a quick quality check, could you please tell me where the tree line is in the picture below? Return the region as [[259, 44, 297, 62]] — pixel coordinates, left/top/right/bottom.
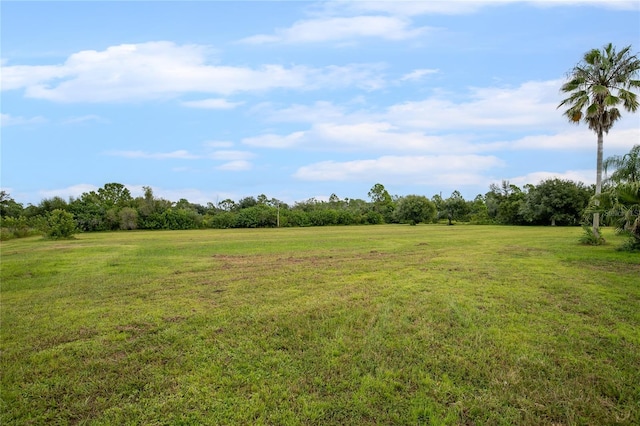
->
[[2, 142, 637, 251], [0, 178, 594, 235]]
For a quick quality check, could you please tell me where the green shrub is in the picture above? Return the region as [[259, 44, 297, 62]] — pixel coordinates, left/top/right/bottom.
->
[[41, 209, 78, 239], [578, 225, 605, 246], [0, 216, 36, 240], [119, 207, 138, 230], [205, 212, 236, 229]]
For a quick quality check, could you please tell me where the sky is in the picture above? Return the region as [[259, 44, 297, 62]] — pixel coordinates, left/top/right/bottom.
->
[[2, 0, 639, 207]]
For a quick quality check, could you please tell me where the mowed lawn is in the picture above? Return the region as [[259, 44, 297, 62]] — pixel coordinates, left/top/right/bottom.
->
[[1, 225, 639, 425]]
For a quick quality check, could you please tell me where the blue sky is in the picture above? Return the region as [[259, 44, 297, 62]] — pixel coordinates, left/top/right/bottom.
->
[[2, 0, 639, 206]]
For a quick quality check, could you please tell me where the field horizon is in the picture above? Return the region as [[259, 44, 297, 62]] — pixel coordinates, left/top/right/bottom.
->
[[2, 225, 639, 425]]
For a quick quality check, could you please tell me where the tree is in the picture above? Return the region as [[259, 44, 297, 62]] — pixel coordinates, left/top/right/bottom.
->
[[485, 181, 526, 225], [218, 199, 237, 212], [604, 144, 640, 184], [97, 183, 133, 208], [468, 194, 491, 224], [441, 190, 469, 225], [238, 196, 258, 209], [522, 179, 591, 226], [0, 191, 23, 218], [394, 195, 436, 225], [36, 196, 68, 214], [558, 43, 640, 239], [368, 183, 395, 222]]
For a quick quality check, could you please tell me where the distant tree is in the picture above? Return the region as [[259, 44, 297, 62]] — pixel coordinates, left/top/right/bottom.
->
[[69, 192, 106, 231], [97, 183, 133, 208], [238, 196, 258, 209], [218, 199, 237, 212], [559, 43, 640, 239], [368, 183, 395, 222], [468, 194, 491, 224], [441, 190, 469, 225], [394, 195, 436, 225], [522, 179, 591, 226], [431, 194, 445, 220], [133, 186, 172, 229], [0, 191, 23, 218], [486, 181, 526, 225], [37, 196, 69, 214]]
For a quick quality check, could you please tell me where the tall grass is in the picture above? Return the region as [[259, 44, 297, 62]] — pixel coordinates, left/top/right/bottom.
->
[[1, 225, 639, 424]]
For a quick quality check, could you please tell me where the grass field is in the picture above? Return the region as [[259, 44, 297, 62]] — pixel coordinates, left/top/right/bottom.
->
[[1, 225, 639, 425]]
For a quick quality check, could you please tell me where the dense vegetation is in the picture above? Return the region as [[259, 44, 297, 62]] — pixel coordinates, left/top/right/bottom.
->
[[0, 179, 592, 235]]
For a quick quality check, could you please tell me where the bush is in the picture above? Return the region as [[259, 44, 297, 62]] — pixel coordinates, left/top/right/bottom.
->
[[283, 210, 310, 227], [578, 225, 605, 246], [161, 208, 202, 230], [616, 233, 640, 252], [205, 212, 236, 229], [119, 207, 138, 230], [0, 216, 36, 240], [42, 209, 78, 239], [234, 205, 277, 228], [395, 195, 437, 225], [364, 211, 384, 225]]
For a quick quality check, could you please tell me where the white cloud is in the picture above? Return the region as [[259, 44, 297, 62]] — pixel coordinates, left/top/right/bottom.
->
[[203, 140, 235, 148], [528, 1, 639, 11], [1, 64, 68, 91], [106, 150, 199, 160], [331, 0, 639, 16], [2, 41, 386, 102], [208, 150, 255, 161], [253, 101, 348, 123], [386, 79, 563, 131], [216, 160, 253, 171], [294, 154, 504, 184], [242, 131, 307, 149], [508, 127, 640, 151], [400, 68, 439, 82], [507, 169, 596, 187], [181, 98, 244, 109], [1, 113, 46, 127], [39, 184, 99, 200], [62, 114, 108, 125], [239, 15, 429, 45], [241, 121, 498, 154], [241, 77, 639, 158]]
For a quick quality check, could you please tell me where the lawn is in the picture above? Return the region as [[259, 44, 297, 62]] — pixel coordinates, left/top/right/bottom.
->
[[1, 225, 639, 425]]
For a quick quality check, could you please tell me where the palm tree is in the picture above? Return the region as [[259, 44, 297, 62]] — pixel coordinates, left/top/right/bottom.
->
[[558, 43, 640, 239], [604, 144, 640, 184], [597, 182, 640, 251]]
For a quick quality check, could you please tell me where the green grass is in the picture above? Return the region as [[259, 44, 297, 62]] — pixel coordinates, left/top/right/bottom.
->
[[1, 225, 639, 425]]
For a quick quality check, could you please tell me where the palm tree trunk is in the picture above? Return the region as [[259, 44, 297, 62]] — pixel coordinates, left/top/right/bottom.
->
[[593, 129, 604, 238]]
